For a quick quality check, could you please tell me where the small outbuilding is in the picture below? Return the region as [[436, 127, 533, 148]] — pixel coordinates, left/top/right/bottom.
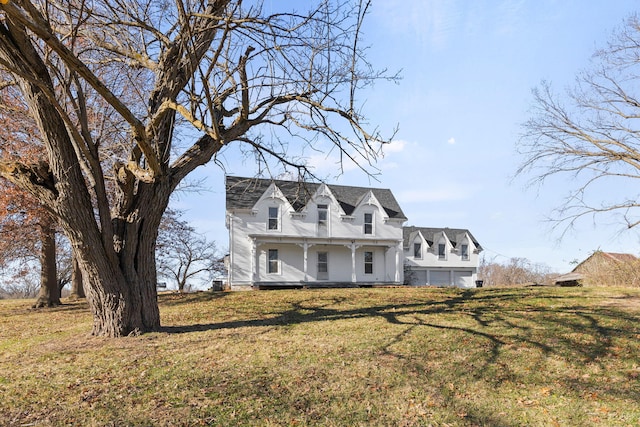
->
[[554, 251, 639, 287], [553, 272, 584, 287]]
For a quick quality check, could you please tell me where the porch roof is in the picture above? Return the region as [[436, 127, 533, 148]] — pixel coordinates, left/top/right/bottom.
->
[[248, 234, 402, 247]]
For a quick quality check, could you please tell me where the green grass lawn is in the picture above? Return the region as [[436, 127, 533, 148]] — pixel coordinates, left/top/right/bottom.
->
[[1, 286, 639, 426]]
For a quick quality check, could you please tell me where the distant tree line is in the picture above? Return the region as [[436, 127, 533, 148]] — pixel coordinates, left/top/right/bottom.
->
[[478, 256, 556, 287], [0, 208, 223, 299]]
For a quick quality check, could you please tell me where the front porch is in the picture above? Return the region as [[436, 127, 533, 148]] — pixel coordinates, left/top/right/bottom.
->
[[251, 280, 406, 290], [241, 235, 404, 287]]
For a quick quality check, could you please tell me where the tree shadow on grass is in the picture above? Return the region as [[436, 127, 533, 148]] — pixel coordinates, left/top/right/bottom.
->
[[18, 299, 90, 314], [161, 288, 639, 364], [158, 290, 230, 307], [161, 287, 640, 423]]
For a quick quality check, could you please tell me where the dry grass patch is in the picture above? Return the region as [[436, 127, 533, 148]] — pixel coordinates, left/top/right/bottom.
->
[[1, 287, 640, 426]]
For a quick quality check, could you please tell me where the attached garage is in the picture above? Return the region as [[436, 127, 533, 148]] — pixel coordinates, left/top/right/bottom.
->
[[454, 271, 473, 288], [430, 270, 451, 286], [405, 268, 478, 288], [409, 269, 428, 286]]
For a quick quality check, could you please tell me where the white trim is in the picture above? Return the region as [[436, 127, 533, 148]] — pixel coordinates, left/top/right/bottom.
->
[[267, 248, 281, 275], [363, 211, 374, 236]]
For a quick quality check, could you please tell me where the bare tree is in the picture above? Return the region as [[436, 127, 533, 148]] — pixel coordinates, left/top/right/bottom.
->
[[32, 213, 59, 307], [156, 209, 224, 292], [0, 1, 392, 336], [479, 256, 554, 287], [0, 96, 63, 306], [0, 216, 74, 303], [517, 15, 640, 234], [0, 185, 66, 305], [0, 266, 40, 299]]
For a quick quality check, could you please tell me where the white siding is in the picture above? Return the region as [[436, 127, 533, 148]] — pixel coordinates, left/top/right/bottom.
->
[[227, 190, 405, 288], [454, 271, 473, 288], [408, 269, 428, 286], [430, 271, 451, 286]]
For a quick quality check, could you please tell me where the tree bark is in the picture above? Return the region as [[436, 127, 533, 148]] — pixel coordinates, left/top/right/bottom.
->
[[0, 0, 385, 336], [70, 182, 169, 336], [33, 215, 59, 308], [68, 253, 85, 300]]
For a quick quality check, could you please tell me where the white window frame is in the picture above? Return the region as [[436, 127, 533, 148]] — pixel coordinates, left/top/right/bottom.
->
[[363, 212, 373, 235], [364, 251, 373, 274], [317, 204, 328, 225], [438, 243, 446, 260], [317, 251, 329, 280], [414, 242, 422, 259], [317, 204, 328, 235], [268, 206, 279, 231], [461, 244, 469, 261], [267, 249, 280, 274]]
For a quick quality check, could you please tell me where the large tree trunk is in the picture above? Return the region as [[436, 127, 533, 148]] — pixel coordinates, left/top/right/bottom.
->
[[33, 215, 59, 308], [72, 232, 160, 337], [0, 19, 165, 336], [67, 183, 169, 337], [68, 253, 85, 300], [0, 0, 380, 337]]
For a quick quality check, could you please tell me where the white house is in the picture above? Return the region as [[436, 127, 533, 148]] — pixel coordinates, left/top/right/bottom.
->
[[403, 226, 483, 288], [225, 176, 408, 290], [225, 176, 483, 290]]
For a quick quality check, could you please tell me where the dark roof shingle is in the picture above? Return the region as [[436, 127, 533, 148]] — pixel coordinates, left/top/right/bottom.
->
[[403, 226, 482, 250], [225, 176, 407, 220]]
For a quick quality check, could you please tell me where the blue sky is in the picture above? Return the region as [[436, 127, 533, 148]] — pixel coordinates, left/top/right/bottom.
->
[[176, 0, 640, 273]]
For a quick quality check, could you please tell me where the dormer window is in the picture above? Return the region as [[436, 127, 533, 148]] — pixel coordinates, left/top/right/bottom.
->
[[268, 206, 279, 230], [318, 204, 328, 225], [364, 213, 373, 235], [461, 244, 469, 260], [414, 242, 422, 259], [438, 243, 446, 260]]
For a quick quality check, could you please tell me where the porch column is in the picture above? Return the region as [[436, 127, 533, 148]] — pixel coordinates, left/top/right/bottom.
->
[[395, 243, 402, 283], [303, 241, 309, 282], [351, 241, 357, 283], [251, 238, 258, 284], [383, 247, 388, 282]]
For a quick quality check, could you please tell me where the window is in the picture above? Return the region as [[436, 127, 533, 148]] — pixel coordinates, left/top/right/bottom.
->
[[438, 243, 446, 260], [317, 204, 328, 225], [317, 252, 328, 280], [414, 242, 422, 259], [364, 213, 373, 235], [318, 204, 328, 236], [268, 249, 279, 273], [268, 206, 278, 230], [364, 251, 373, 274], [461, 244, 469, 260]]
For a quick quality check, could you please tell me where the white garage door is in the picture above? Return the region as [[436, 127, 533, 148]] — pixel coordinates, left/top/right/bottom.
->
[[454, 271, 473, 288], [409, 269, 428, 286], [430, 271, 451, 286]]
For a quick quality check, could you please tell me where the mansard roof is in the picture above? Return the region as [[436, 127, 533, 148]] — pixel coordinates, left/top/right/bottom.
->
[[225, 175, 407, 220], [403, 226, 482, 251]]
